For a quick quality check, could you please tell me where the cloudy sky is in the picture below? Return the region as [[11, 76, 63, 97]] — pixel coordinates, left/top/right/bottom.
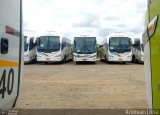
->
[[23, 0, 147, 41]]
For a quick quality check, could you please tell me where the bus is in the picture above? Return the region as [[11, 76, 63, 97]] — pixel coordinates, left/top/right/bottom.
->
[[36, 34, 73, 63], [132, 38, 144, 63], [99, 33, 133, 63], [143, 0, 160, 109], [24, 34, 37, 63], [0, 0, 23, 111], [73, 35, 97, 64]]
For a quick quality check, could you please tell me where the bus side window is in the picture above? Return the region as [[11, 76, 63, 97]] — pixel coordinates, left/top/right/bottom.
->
[[66, 42, 69, 49], [62, 43, 65, 50], [105, 43, 108, 50], [134, 40, 140, 51], [1, 38, 9, 54], [29, 37, 36, 50], [62, 40, 66, 50], [36, 38, 39, 46]]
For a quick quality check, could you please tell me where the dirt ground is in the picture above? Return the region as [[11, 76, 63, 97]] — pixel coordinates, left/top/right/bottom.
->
[[15, 60, 148, 109]]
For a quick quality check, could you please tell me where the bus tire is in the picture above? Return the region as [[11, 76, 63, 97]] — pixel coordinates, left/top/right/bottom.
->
[[107, 61, 111, 64], [132, 55, 135, 63], [132, 55, 138, 63], [32, 58, 37, 64], [62, 56, 66, 64], [105, 55, 107, 62], [44, 62, 48, 64]]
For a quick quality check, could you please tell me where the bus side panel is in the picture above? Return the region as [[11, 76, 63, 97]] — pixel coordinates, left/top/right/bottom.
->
[[149, 0, 160, 109], [144, 41, 153, 109], [0, 0, 22, 109]]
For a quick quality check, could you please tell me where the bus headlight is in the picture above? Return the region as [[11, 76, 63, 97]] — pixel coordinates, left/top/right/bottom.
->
[[55, 54, 61, 57], [109, 53, 115, 57], [73, 53, 79, 57], [90, 54, 97, 58], [74, 55, 79, 58], [25, 54, 29, 57], [37, 53, 41, 57], [109, 55, 114, 57]]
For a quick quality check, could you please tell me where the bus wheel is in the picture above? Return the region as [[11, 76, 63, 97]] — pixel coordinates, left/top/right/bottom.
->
[[62, 56, 66, 64], [44, 62, 48, 64], [132, 55, 135, 63], [105, 55, 107, 62], [107, 61, 112, 64], [32, 58, 37, 64]]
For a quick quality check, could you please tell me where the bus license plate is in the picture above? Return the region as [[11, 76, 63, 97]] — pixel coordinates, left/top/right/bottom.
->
[[119, 58, 122, 61], [46, 58, 50, 61], [83, 59, 87, 61]]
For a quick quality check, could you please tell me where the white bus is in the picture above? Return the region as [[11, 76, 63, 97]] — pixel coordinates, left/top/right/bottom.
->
[[0, 0, 23, 111], [132, 38, 144, 63], [36, 34, 73, 63], [24, 35, 37, 63], [73, 35, 97, 64], [99, 33, 133, 63]]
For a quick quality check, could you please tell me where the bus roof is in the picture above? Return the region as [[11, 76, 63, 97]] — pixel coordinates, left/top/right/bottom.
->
[[106, 32, 134, 43], [107, 32, 134, 38]]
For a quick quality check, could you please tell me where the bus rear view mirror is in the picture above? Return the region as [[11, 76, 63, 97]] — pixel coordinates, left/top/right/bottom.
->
[[1, 38, 9, 54]]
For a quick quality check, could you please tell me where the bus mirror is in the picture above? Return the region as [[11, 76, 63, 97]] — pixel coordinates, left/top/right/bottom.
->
[[1, 38, 9, 54]]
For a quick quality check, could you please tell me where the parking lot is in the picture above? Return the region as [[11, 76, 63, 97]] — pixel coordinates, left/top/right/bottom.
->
[[15, 60, 148, 109]]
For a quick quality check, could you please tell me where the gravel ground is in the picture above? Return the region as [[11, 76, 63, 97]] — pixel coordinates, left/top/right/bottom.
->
[[15, 60, 148, 110]]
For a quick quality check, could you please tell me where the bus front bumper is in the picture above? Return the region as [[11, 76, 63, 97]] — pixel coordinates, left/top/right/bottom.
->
[[24, 56, 31, 63], [108, 56, 132, 62], [37, 57, 62, 62], [73, 57, 96, 62]]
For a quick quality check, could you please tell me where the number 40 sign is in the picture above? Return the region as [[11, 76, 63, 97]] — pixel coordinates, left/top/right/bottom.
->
[[0, 69, 14, 99]]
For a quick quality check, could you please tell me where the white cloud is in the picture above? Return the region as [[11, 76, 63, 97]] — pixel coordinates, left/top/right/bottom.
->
[[23, 0, 147, 40]]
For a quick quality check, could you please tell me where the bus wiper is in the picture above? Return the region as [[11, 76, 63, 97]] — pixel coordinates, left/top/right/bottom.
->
[[86, 45, 92, 54]]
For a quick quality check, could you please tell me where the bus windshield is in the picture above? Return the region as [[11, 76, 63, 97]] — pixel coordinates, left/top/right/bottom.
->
[[37, 36, 60, 52], [74, 37, 96, 54], [109, 37, 131, 53], [24, 36, 28, 51]]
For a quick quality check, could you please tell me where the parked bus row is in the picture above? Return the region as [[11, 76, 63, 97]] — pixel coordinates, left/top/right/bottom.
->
[[24, 32, 144, 64]]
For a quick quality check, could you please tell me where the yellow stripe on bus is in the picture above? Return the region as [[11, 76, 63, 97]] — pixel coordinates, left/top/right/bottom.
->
[[0, 60, 19, 67]]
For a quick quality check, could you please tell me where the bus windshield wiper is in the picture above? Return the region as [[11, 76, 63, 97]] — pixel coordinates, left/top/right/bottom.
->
[[85, 45, 92, 54]]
